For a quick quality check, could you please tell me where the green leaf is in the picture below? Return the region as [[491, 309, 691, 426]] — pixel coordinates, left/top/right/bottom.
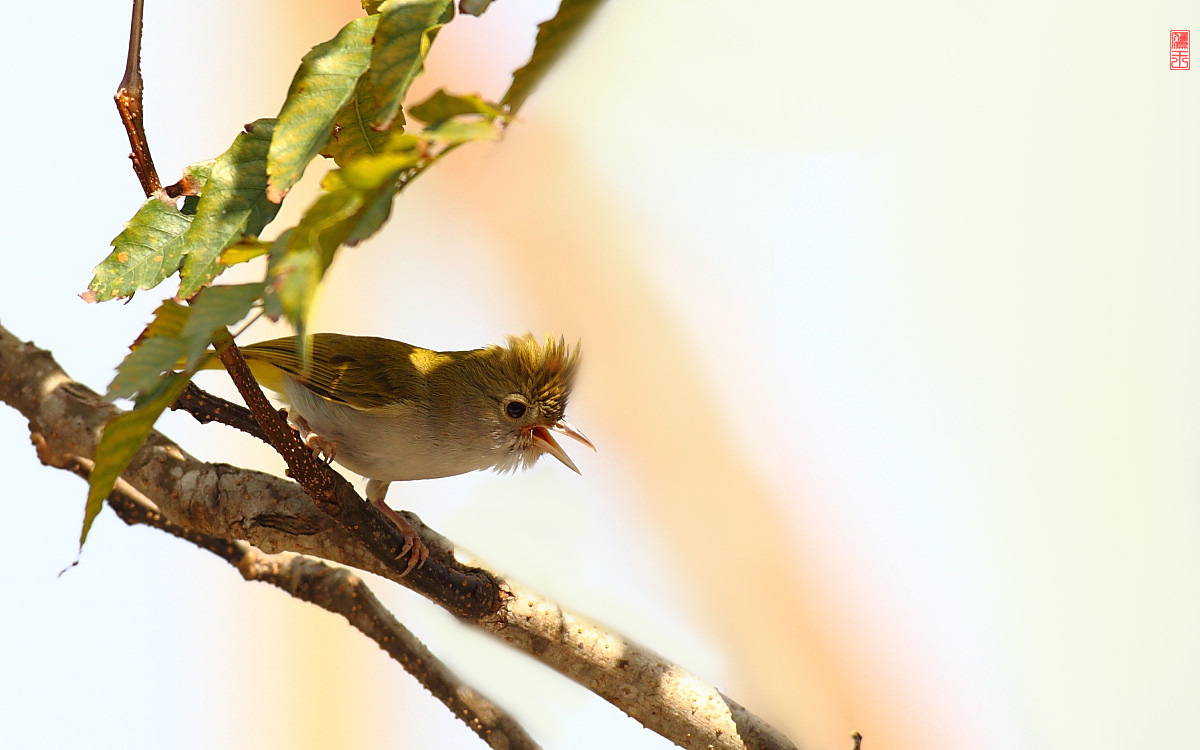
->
[[265, 153, 418, 334], [267, 16, 379, 202], [138, 299, 192, 341], [324, 83, 390, 167], [366, 0, 454, 131], [408, 88, 504, 124], [87, 199, 194, 302], [106, 300, 190, 401], [85, 279, 256, 543], [183, 160, 215, 186], [503, 0, 605, 115], [265, 243, 325, 342], [106, 333, 188, 403], [177, 283, 264, 369], [177, 120, 280, 298], [342, 151, 424, 243], [82, 373, 191, 547], [178, 161, 214, 218], [261, 229, 293, 323], [106, 284, 262, 402]]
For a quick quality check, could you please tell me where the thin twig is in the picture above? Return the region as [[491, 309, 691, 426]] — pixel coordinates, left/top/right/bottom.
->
[[171, 381, 268, 440], [115, 0, 161, 196], [210, 332, 429, 572], [171, 363, 503, 618]]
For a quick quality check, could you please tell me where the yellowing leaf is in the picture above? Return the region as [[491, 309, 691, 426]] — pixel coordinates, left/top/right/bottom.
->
[[422, 118, 501, 146], [325, 84, 390, 167], [220, 239, 272, 265], [458, 0, 497, 17], [366, 0, 454, 131], [409, 89, 504, 125]]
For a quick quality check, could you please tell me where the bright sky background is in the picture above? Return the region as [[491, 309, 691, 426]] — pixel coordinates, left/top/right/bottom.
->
[[2, 2, 1197, 749]]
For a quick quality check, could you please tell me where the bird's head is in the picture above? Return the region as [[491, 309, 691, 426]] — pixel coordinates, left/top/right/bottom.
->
[[455, 333, 594, 474]]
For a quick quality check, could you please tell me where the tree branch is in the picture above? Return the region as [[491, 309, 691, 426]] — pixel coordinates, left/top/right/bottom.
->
[[171, 381, 267, 440], [29, 432, 538, 750], [115, 0, 161, 197], [0, 322, 799, 750], [211, 329, 430, 575]]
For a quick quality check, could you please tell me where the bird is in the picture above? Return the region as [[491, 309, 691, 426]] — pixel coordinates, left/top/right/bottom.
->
[[223, 332, 593, 573]]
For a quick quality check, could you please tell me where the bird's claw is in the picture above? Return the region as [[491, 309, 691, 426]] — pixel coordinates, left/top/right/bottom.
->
[[372, 498, 429, 576], [293, 415, 336, 464]]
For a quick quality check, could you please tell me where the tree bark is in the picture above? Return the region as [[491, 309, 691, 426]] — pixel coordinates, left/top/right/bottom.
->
[[0, 321, 799, 750]]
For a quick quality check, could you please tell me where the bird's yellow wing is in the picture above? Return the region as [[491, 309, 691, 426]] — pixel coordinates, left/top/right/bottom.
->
[[239, 334, 449, 410]]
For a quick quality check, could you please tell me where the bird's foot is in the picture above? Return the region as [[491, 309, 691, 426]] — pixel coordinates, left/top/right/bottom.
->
[[371, 499, 429, 575], [366, 479, 428, 575], [293, 415, 336, 464]]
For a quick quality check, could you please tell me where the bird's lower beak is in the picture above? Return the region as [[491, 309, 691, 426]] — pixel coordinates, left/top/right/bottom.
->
[[530, 418, 596, 475]]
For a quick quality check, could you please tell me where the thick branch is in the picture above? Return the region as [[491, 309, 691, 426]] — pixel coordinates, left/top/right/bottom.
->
[[167, 380, 796, 744], [0, 323, 798, 750], [7, 328, 500, 616], [30, 433, 537, 750]]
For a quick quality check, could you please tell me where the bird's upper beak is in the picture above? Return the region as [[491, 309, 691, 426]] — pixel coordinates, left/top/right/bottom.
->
[[529, 418, 596, 474]]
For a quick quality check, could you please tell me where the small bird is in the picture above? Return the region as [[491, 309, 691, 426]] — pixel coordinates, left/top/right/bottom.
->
[[226, 332, 593, 572]]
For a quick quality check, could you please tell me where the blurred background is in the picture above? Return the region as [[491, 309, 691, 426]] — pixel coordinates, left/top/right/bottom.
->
[[2, 1, 1197, 748]]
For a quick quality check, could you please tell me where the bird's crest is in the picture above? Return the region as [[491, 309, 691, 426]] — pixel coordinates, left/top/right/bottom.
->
[[491, 333, 580, 418]]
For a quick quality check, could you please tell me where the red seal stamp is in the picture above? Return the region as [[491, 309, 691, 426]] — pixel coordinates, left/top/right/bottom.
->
[[1171, 30, 1190, 70]]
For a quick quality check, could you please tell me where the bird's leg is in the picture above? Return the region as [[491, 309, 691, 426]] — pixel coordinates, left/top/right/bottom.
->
[[279, 411, 425, 574], [291, 414, 336, 465], [366, 479, 429, 575]]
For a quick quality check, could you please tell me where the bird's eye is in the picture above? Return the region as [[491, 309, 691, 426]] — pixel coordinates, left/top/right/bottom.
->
[[505, 400, 527, 419]]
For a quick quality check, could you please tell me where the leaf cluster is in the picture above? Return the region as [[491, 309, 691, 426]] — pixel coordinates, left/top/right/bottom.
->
[[79, 0, 604, 546]]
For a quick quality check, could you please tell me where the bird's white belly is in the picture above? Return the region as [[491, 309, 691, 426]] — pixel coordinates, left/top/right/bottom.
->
[[282, 379, 495, 481]]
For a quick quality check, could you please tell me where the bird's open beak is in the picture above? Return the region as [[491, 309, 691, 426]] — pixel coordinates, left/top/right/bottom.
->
[[530, 418, 596, 474]]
